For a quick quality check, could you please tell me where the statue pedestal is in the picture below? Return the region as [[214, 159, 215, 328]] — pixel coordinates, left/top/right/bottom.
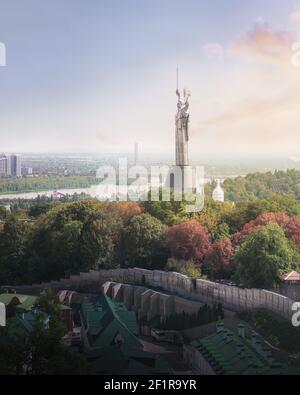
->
[[165, 165, 198, 194]]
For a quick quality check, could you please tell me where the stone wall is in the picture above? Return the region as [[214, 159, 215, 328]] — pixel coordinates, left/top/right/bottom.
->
[[7, 268, 297, 320], [101, 281, 204, 322]]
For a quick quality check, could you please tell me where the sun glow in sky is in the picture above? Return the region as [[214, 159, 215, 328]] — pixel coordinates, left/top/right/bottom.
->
[[0, 0, 300, 159]]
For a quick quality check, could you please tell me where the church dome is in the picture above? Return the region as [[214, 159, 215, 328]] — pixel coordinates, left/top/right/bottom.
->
[[212, 179, 224, 202]]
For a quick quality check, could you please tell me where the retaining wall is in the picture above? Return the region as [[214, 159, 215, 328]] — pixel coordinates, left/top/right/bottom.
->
[[6, 268, 297, 320]]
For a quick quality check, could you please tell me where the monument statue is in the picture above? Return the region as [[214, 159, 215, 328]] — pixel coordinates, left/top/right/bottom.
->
[[175, 88, 190, 167], [166, 75, 197, 195]]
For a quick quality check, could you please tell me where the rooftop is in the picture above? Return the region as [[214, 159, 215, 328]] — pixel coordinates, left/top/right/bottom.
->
[[281, 271, 300, 282], [81, 294, 171, 374], [81, 293, 140, 351], [191, 327, 296, 375], [0, 293, 37, 311]]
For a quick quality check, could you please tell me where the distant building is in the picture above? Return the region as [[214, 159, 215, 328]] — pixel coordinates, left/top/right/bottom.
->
[[212, 179, 224, 202], [0, 292, 73, 332], [11, 154, 22, 177], [22, 167, 33, 177], [0, 153, 22, 178], [5, 154, 11, 176], [280, 271, 300, 301], [0, 293, 38, 320], [0, 156, 7, 177]]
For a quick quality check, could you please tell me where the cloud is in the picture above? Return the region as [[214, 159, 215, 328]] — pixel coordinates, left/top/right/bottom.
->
[[290, 10, 300, 22], [201, 91, 300, 127], [199, 17, 300, 127], [230, 18, 295, 66]]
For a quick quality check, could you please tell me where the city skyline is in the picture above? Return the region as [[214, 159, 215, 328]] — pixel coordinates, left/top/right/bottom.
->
[[0, 0, 300, 160]]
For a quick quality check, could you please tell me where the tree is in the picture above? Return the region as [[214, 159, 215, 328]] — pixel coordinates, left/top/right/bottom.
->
[[142, 189, 190, 226], [195, 198, 234, 241], [204, 237, 234, 280], [77, 211, 119, 271], [0, 303, 90, 375], [0, 216, 30, 284], [165, 220, 211, 265], [166, 258, 202, 279], [25, 200, 123, 282], [234, 224, 299, 289], [234, 212, 300, 249], [0, 205, 8, 220], [34, 289, 61, 316], [114, 202, 143, 225], [284, 217, 300, 249], [122, 213, 167, 269]]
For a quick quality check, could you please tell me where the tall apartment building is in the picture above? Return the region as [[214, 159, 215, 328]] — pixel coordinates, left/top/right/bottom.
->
[[0, 153, 22, 178], [11, 154, 22, 177], [0, 156, 7, 177]]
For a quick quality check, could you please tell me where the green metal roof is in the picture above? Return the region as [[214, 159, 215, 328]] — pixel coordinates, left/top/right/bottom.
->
[[81, 294, 141, 352], [0, 294, 37, 311], [194, 329, 292, 376], [83, 296, 171, 375]]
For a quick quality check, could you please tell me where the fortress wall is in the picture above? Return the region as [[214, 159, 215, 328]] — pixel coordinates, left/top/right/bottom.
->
[[7, 268, 297, 320]]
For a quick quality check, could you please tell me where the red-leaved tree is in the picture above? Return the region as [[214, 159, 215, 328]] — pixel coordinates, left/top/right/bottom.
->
[[285, 217, 300, 249], [115, 202, 143, 225], [204, 237, 234, 279], [165, 220, 211, 265], [234, 212, 292, 244]]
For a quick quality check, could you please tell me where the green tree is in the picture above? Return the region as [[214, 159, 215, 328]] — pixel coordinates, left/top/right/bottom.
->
[[0, 205, 8, 220], [0, 216, 30, 284], [25, 200, 122, 281], [0, 291, 91, 375], [234, 224, 299, 289], [142, 189, 190, 226], [122, 213, 167, 269]]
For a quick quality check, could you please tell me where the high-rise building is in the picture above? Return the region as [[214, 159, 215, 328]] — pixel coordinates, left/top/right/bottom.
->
[[0, 156, 7, 177], [11, 154, 22, 177], [5, 154, 11, 176]]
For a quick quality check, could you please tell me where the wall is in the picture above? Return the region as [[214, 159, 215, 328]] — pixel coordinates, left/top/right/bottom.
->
[[6, 268, 297, 320], [101, 281, 204, 322]]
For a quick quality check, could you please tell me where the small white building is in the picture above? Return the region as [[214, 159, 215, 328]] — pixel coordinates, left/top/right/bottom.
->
[[212, 179, 224, 202]]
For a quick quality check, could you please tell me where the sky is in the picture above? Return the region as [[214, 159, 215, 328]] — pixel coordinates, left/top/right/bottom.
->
[[0, 0, 300, 160]]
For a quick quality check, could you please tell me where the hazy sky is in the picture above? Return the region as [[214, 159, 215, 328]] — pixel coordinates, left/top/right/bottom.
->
[[0, 0, 300, 160]]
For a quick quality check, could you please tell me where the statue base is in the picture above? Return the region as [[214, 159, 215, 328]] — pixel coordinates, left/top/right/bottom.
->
[[165, 165, 198, 194]]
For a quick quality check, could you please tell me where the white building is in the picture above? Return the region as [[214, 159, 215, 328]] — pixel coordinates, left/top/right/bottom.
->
[[212, 179, 224, 202]]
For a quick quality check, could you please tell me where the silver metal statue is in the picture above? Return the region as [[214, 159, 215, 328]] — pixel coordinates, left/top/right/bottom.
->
[[175, 88, 190, 167]]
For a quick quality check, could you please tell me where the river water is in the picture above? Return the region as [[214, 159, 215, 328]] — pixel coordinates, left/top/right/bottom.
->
[[0, 184, 151, 200]]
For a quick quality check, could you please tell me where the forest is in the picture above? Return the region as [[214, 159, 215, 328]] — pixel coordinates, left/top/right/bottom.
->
[[0, 170, 300, 290], [0, 176, 97, 194], [206, 169, 300, 202]]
